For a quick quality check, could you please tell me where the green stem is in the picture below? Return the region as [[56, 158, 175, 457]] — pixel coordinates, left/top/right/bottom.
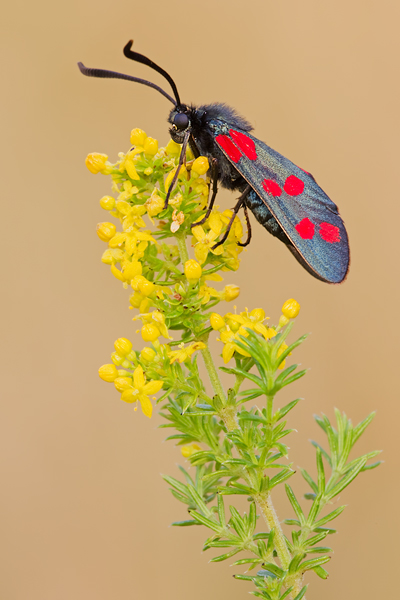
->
[[256, 492, 291, 571], [200, 344, 227, 408], [176, 230, 189, 264]]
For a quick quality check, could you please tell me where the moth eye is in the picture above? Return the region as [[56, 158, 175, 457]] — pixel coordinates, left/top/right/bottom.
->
[[174, 113, 189, 130]]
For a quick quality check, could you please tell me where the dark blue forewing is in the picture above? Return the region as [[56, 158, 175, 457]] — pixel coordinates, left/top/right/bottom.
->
[[209, 120, 350, 283]]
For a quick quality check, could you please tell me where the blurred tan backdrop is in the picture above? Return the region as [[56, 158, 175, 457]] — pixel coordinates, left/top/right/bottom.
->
[[1, 1, 398, 598]]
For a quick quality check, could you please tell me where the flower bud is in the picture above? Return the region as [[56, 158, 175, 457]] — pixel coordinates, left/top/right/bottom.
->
[[181, 443, 202, 458], [210, 313, 225, 330], [138, 278, 155, 297], [97, 222, 116, 242], [98, 364, 119, 382], [114, 338, 133, 356], [99, 195, 115, 210], [223, 284, 240, 302], [130, 128, 147, 146], [184, 259, 202, 283], [144, 167, 153, 176], [140, 347, 157, 363], [114, 377, 133, 392], [143, 137, 158, 156], [85, 153, 108, 174], [282, 299, 300, 319], [192, 156, 209, 176], [141, 324, 160, 342]]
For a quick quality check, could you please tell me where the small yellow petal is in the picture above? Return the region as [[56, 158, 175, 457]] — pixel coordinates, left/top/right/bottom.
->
[[133, 365, 145, 389], [139, 394, 153, 418]]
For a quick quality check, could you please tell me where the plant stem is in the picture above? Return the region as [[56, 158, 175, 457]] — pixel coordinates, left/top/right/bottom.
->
[[200, 344, 227, 407], [176, 230, 189, 264], [256, 492, 291, 571]]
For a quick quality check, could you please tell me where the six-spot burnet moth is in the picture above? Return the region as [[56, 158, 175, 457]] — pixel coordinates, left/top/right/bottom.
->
[[78, 41, 350, 284]]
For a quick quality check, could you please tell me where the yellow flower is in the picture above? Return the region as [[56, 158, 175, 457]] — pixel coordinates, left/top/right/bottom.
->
[[141, 323, 160, 342], [223, 284, 240, 302], [181, 443, 202, 458], [192, 224, 224, 264], [130, 128, 147, 146], [168, 341, 206, 364], [145, 191, 165, 218], [85, 153, 109, 174], [184, 259, 202, 283], [130, 291, 150, 314], [165, 138, 181, 156], [121, 260, 143, 283], [98, 364, 119, 382], [210, 313, 225, 330], [140, 347, 157, 363], [143, 137, 158, 156], [198, 284, 222, 304], [119, 365, 163, 418], [165, 164, 187, 194], [192, 156, 209, 176], [282, 299, 300, 319], [114, 337, 133, 356], [97, 222, 116, 242], [99, 195, 115, 210]]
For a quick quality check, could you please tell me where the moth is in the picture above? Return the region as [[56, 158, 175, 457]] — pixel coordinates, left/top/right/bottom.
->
[[79, 41, 350, 283]]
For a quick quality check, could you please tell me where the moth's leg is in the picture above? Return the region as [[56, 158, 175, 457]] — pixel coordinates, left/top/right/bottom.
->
[[163, 130, 191, 210], [211, 184, 251, 250], [191, 158, 219, 228], [237, 203, 252, 247]]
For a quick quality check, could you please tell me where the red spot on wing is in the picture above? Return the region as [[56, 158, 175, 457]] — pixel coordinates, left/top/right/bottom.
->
[[284, 175, 304, 196], [319, 222, 340, 243], [262, 179, 282, 197], [295, 218, 315, 239], [216, 134, 242, 163], [229, 130, 257, 160]]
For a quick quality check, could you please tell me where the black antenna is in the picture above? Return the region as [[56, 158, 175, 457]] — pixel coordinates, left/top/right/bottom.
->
[[77, 63, 177, 106], [123, 40, 181, 106]]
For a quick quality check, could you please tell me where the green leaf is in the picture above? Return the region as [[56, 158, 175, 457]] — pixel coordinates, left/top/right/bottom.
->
[[300, 556, 331, 572], [162, 475, 189, 497], [210, 548, 241, 562], [269, 468, 295, 488], [313, 505, 345, 528], [327, 457, 367, 499], [353, 411, 376, 444], [300, 468, 318, 493], [316, 447, 325, 491], [285, 485, 305, 524], [217, 493, 225, 526], [313, 566, 329, 579], [310, 441, 332, 467], [188, 510, 221, 532], [274, 398, 302, 421], [361, 461, 382, 471], [171, 520, 200, 526]]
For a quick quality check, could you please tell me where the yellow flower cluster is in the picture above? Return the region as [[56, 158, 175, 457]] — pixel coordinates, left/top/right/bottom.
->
[[191, 210, 244, 269], [98, 337, 163, 417], [210, 298, 300, 365]]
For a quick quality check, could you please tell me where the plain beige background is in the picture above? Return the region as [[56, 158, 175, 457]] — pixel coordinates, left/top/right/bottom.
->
[[1, 1, 398, 598]]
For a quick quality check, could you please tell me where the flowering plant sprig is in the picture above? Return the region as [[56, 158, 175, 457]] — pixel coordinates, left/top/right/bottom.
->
[[89, 128, 380, 599]]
